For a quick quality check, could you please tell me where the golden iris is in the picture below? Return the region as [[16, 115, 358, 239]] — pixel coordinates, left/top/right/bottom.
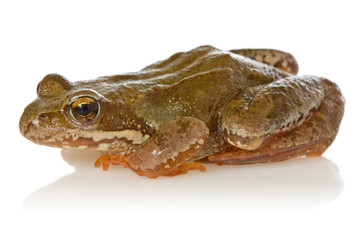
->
[[70, 96, 99, 123]]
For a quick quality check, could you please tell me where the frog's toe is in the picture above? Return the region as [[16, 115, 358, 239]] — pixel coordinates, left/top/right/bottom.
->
[[94, 154, 128, 171], [94, 155, 108, 170]]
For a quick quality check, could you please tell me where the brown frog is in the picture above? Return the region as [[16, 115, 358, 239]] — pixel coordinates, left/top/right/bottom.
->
[[19, 46, 345, 178]]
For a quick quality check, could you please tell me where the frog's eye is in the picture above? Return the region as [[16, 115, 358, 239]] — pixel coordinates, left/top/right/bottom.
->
[[70, 96, 100, 123]]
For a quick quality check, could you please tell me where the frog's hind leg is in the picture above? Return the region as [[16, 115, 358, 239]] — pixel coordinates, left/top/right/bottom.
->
[[230, 49, 299, 75], [215, 75, 345, 164]]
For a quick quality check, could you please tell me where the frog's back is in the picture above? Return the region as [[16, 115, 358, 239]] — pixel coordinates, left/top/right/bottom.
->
[[79, 45, 289, 129], [93, 45, 287, 89], [128, 46, 288, 128]]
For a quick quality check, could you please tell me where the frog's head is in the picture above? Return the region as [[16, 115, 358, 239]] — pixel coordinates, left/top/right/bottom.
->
[[19, 74, 151, 152]]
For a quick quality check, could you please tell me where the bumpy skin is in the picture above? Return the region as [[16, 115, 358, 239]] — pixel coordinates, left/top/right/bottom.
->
[[229, 49, 299, 74], [19, 45, 345, 178]]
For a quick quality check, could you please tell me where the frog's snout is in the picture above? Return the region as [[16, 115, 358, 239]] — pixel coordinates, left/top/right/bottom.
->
[[19, 74, 71, 146], [19, 105, 36, 139], [19, 100, 66, 147]]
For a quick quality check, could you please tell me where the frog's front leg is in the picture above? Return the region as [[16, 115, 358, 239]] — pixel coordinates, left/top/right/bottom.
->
[[95, 117, 209, 178], [218, 75, 344, 164]]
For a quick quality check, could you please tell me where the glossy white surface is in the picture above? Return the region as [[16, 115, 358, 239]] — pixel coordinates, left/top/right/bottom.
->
[[1, 0, 359, 239], [22, 150, 343, 211]]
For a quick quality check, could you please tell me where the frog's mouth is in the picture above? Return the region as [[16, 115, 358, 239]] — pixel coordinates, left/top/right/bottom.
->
[[47, 129, 150, 152], [20, 110, 150, 152]]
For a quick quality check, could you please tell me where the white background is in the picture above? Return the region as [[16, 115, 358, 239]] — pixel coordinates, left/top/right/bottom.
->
[[1, 0, 359, 239]]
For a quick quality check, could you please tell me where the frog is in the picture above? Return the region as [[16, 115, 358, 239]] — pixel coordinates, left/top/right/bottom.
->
[[19, 45, 345, 178]]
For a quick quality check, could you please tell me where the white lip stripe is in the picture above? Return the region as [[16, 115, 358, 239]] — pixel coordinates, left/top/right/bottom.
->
[[84, 129, 150, 144], [27, 128, 150, 147]]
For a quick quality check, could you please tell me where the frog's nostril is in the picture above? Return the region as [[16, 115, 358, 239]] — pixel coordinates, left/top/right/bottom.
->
[[38, 113, 48, 120]]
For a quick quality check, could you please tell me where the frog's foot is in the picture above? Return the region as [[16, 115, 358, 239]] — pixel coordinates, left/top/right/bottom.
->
[[94, 154, 129, 171], [230, 48, 299, 74], [219, 75, 344, 164]]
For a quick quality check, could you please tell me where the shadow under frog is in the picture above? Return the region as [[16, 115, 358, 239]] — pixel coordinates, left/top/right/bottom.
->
[[22, 150, 344, 212]]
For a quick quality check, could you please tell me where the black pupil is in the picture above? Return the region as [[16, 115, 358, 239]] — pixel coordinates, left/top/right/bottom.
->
[[75, 104, 93, 116]]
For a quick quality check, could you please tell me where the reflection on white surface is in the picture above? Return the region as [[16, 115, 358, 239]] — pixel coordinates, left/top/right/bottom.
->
[[22, 149, 343, 212]]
